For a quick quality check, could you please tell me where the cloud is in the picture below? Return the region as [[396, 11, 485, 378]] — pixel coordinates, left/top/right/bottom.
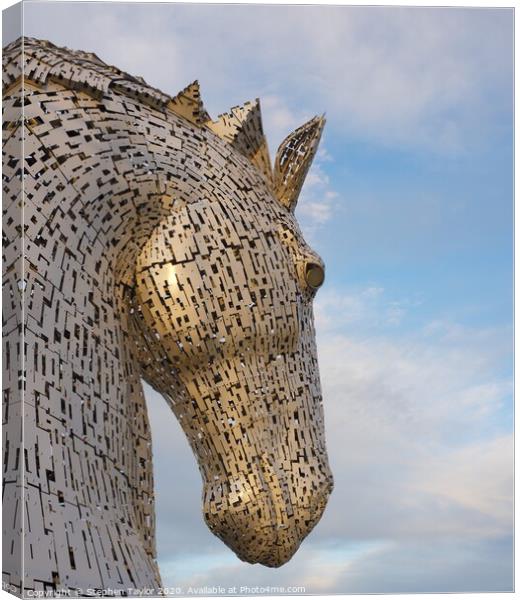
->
[[332, 535, 513, 593], [413, 436, 513, 528], [314, 285, 423, 333], [312, 293, 512, 551], [157, 539, 391, 595], [297, 160, 340, 239], [21, 4, 513, 154], [259, 95, 312, 151]]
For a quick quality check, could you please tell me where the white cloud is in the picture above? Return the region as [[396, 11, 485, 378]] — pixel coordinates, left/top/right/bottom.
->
[[297, 158, 341, 238], [157, 538, 392, 595], [21, 4, 513, 154], [259, 95, 312, 152], [314, 285, 411, 331], [413, 435, 513, 529], [333, 536, 513, 593], [313, 298, 512, 547]]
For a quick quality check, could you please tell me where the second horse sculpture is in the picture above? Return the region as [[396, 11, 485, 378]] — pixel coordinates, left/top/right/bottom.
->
[[3, 37, 334, 595]]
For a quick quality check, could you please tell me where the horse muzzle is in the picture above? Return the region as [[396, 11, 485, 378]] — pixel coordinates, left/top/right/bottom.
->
[[202, 459, 333, 567]]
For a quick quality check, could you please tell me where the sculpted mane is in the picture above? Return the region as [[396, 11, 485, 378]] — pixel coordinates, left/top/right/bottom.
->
[[3, 36, 324, 203]]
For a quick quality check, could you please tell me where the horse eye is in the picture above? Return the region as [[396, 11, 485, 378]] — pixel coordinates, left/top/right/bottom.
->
[[305, 263, 325, 289]]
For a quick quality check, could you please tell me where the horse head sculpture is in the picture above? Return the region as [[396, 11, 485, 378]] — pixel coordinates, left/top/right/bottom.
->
[[2, 37, 333, 594], [130, 102, 333, 567]]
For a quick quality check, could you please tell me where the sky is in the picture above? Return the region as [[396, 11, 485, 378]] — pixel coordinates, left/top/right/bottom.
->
[[8, 1, 514, 594]]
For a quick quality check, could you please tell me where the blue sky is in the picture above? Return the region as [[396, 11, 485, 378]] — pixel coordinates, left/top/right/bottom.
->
[[14, 2, 514, 594]]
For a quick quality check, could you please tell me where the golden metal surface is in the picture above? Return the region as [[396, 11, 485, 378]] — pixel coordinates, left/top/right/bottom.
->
[[3, 36, 333, 595]]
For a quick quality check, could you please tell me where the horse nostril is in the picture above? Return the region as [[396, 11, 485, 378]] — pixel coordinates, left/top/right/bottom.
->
[[305, 262, 325, 289]]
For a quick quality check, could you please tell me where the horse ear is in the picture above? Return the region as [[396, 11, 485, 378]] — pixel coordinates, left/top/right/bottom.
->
[[169, 80, 211, 126], [273, 115, 325, 211], [206, 99, 273, 184]]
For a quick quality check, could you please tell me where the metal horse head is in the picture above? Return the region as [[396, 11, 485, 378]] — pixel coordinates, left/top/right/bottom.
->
[[129, 84, 334, 567], [2, 36, 333, 591]]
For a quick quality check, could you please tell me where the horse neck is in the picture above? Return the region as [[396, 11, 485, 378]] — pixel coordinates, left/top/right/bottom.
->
[[17, 91, 171, 590]]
